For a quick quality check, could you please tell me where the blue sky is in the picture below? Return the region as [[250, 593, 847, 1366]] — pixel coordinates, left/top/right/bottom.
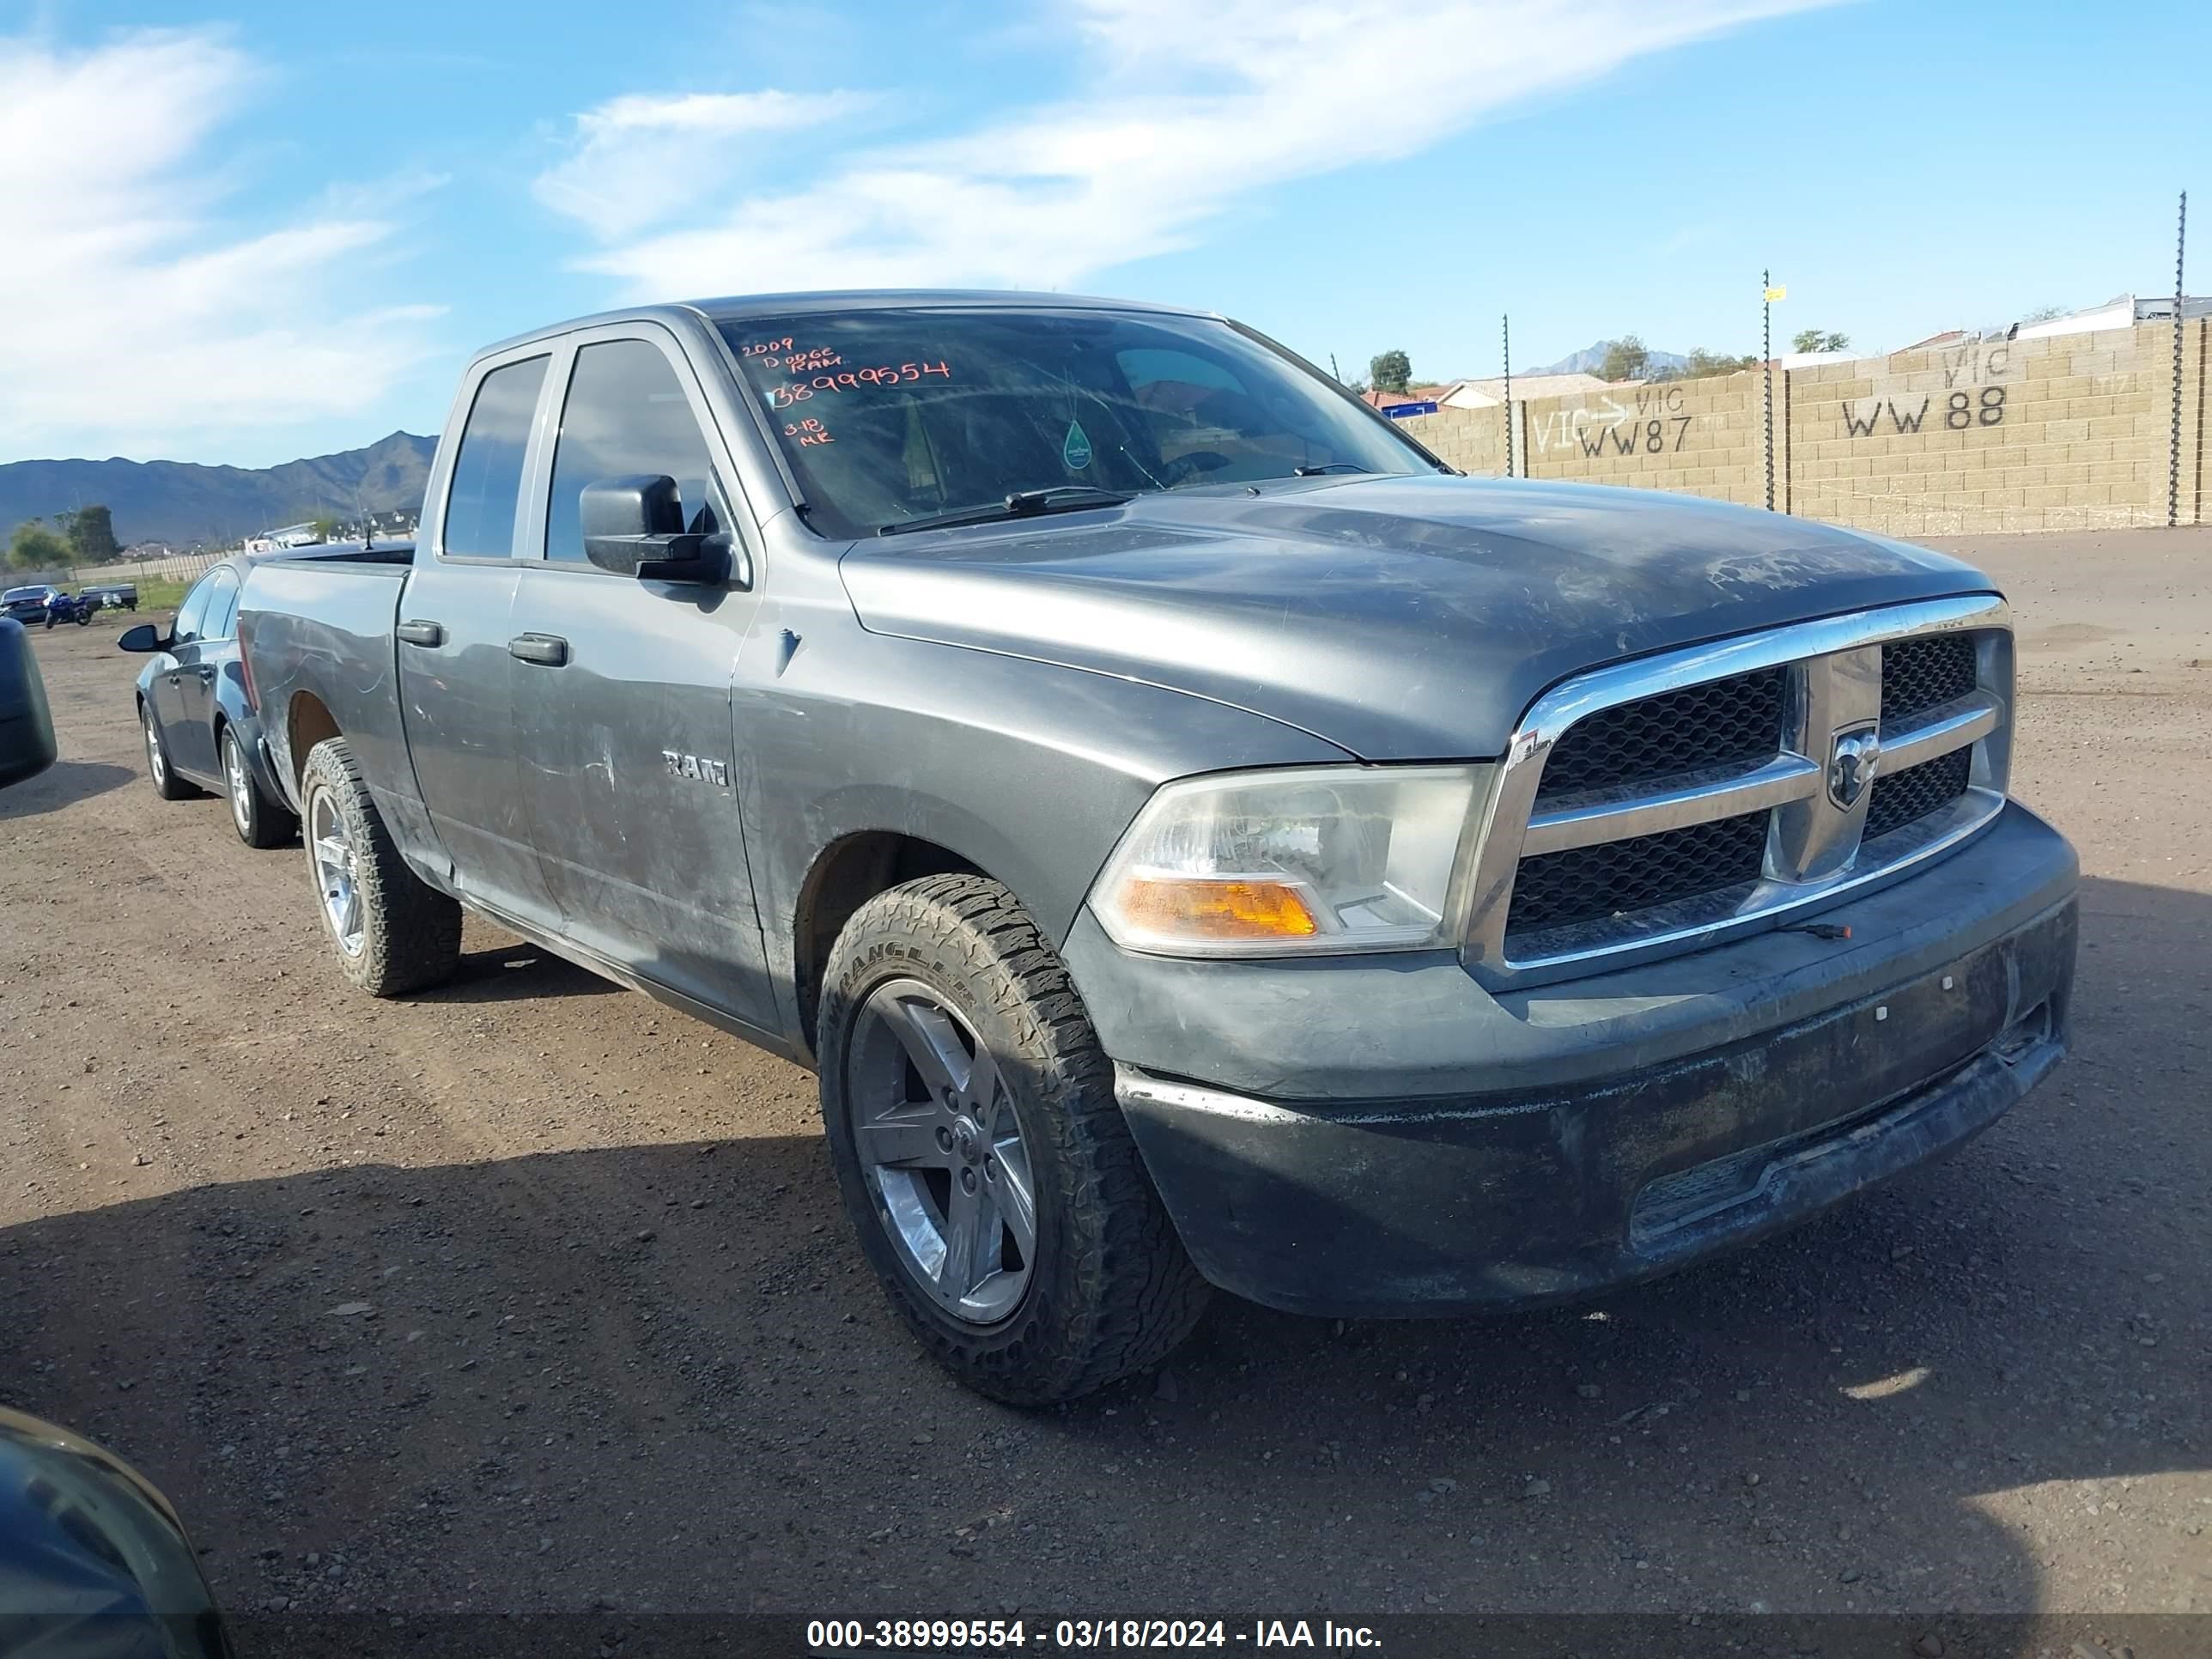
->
[[3, 0, 2207, 468]]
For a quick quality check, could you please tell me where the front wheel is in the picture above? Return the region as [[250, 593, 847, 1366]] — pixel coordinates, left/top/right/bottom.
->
[[223, 726, 297, 848], [299, 736, 461, 996], [817, 874, 1209, 1405]]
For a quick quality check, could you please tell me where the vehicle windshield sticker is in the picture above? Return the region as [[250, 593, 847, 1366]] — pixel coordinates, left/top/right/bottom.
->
[[1062, 419, 1093, 471]]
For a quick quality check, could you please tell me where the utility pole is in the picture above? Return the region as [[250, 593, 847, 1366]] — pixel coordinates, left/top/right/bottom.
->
[[2172, 191, 2188, 530], [1501, 314, 1514, 478]]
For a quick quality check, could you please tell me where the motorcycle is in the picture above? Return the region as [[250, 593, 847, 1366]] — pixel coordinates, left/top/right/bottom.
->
[[44, 592, 95, 629]]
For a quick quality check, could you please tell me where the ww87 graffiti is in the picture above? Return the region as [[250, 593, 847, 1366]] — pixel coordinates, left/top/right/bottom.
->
[[1533, 384, 1698, 458]]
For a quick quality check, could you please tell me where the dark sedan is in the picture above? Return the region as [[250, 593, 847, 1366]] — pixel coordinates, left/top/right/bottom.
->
[[3, 584, 64, 623], [119, 556, 298, 847]]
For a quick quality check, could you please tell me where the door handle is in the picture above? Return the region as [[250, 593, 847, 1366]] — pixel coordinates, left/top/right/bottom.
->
[[507, 634, 569, 667], [396, 619, 446, 648]]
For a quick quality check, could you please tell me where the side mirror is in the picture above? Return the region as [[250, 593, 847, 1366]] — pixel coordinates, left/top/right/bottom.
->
[[580, 475, 724, 583], [0, 618, 58, 789], [118, 623, 165, 653]]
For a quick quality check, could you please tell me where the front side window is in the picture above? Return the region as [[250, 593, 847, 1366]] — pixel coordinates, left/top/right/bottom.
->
[[544, 339, 723, 563], [442, 356, 550, 559], [718, 308, 1428, 538]]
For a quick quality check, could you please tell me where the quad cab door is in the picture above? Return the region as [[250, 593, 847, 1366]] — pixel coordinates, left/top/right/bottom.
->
[[507, 325, 776, 1032], [392, 349, 564, 932]]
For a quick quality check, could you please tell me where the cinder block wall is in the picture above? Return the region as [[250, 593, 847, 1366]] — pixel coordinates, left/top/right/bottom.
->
[[1790, 323, 2193, 535], [1515, 372, 1778, 508], [1392, 404, 1509, 476], [1394, 320, 2206, 535]]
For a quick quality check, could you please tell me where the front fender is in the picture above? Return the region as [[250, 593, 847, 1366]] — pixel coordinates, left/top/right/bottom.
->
[[737, 624, 1347, 1054]]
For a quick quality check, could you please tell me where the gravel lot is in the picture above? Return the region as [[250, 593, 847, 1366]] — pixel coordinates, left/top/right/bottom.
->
[[2, 526, 2207, 1629]]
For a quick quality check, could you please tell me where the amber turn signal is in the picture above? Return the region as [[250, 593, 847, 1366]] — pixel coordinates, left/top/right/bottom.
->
[[1115, 876, 1322, 942]]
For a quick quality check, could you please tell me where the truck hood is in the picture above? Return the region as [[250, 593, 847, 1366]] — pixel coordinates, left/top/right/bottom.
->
[[837, 475, 1996, 760]]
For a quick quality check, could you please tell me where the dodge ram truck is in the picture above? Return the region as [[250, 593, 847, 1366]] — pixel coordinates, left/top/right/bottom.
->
[[238, 291, 2078, 1404]]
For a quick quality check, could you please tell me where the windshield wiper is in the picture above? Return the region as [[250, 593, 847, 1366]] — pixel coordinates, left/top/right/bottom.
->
[[878, 486, 1135, 537], [1291, 462, 1371, 477]]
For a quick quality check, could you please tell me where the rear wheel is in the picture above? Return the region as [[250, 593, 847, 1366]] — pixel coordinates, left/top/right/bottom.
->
[[817, 874, 1209, 1405], [142, 703, 198, 801], [223, 726, 297, 848], [299, 736, 461, 996]]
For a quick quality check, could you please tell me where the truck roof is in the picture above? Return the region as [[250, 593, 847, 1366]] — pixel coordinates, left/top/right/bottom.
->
[[473, 289, 1212, 362]]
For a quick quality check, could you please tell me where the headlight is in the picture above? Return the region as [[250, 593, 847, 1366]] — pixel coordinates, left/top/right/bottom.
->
[[1089, 764, 1490, 957]]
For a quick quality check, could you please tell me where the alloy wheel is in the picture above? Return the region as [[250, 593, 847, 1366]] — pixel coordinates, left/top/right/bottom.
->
[[846, 978, 1037, 1324], [310, 791, 365, 956], [226, 737, 252, 834]]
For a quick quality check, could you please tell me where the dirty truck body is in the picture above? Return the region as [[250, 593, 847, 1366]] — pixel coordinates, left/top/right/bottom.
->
[[239, 291, 2077, 1402]]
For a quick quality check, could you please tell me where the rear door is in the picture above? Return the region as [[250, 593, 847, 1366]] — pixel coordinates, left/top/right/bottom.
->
[[395, 349, 563, 930], [174, 567, 240, 773], [155, 571, 222, 778], [508, 326, 775, 1029]]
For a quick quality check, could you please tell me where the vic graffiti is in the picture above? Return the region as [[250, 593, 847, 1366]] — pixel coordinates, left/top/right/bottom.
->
[[1534, 385, 1695, 458]]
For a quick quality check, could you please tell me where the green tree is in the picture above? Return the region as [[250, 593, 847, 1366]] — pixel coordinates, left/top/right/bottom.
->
[[1790, 328, 1850, 354], [61, 503, 121, 562], [8, 520, 75, 573], [1597, 336, 1650, 381], [309, 515, 342, 543], [1368, 349, 1412, 395]]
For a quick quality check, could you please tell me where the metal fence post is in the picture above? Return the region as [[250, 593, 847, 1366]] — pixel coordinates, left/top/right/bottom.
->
[[1762, 270, 1776, 513], [1501, 314, 1514, 478], [2172, 191, 2188, 530]]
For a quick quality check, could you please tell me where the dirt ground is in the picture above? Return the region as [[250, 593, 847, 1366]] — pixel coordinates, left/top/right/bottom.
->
[[2, 527, 2207, 1631]]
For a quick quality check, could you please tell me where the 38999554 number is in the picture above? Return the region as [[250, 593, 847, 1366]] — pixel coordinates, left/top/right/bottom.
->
[[768, 362, 952, 410]]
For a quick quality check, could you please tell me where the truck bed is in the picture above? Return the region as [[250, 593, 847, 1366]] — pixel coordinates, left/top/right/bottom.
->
[[238, 553, 414, 816]]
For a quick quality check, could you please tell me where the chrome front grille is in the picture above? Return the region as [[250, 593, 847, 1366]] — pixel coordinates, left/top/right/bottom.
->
[[1464, 595, 2014, 988], [1534, 667, 1785, 802]]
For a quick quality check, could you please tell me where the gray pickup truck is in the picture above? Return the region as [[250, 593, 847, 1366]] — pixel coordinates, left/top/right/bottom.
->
[[239, 290, 2078, 1403]]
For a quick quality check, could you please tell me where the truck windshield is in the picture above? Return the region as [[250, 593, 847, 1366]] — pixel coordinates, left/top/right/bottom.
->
[[717, 308, 1431, 538]]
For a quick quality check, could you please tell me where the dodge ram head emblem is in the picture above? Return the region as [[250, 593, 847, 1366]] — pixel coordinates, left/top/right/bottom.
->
[[1827, 723, 1881, 811]]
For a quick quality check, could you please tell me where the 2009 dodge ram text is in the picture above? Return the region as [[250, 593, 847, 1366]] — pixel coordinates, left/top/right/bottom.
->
[[238, 291, 2078, 1403]]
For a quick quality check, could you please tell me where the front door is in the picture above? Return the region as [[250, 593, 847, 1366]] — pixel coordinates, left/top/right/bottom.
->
[[395, 350, 562, 931], [509, 329, 775, 1031]]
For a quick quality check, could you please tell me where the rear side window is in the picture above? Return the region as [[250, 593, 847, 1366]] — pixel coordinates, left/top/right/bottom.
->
[[171, 572, 219, 644], [442, 356, 550, 559], [544, 338, 723, 564], [199, 569, 240, 640]]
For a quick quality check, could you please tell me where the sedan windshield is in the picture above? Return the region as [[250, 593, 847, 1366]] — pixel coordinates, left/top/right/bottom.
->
[[5, 586, 52, 603], [718, 308, 1432, 538]]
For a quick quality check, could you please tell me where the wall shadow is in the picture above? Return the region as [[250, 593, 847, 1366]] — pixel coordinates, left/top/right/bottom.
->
[[0, 876, 2200, 1632], [0, 759, 133, 819]]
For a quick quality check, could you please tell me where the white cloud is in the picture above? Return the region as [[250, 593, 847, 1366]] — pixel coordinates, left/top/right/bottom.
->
[[539, 0, 1831, 298], [0, 27, 443, 463], [532, 89, 861, 240]]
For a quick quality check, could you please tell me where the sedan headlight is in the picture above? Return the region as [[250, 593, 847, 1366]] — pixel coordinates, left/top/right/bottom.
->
[[1089, 765, 1490, 957]]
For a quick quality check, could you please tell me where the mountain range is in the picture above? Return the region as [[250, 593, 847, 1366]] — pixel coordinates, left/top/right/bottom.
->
[[0, 432, 437, 548], [1522, 341, 1692, 377]]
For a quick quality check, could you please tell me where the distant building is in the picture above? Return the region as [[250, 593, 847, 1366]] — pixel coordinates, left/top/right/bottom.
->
[[1361, 386, 1448, 411], [1434, 372, 1610, 410], [2010, 293, 2212, 342]]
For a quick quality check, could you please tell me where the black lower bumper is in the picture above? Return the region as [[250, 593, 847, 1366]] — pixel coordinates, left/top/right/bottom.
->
[[1114, 891, 2076, 1317]]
